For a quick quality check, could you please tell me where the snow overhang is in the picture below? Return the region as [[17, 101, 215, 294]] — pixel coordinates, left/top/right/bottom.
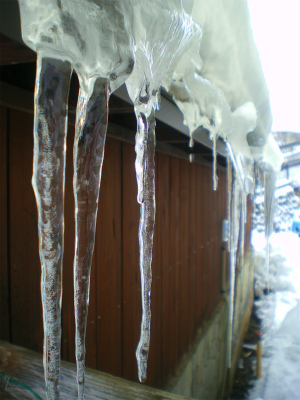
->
[[114, 0, 274, 162], [192, 0, 273, 148], [0, 0, 277, 168]]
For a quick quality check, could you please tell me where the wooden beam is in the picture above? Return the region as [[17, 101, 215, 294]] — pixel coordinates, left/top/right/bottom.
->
[[0, 341, 193, 400], [0, 35, 36, 66], [0, 81, 225, 170], [109, 107, 134, 115]]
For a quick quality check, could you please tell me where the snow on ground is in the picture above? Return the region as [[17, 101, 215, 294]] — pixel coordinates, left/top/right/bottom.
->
[[248, 231, 300, 400]]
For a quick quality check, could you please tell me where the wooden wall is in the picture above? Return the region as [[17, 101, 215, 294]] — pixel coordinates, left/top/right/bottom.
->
[[0, 104, 250, 388]]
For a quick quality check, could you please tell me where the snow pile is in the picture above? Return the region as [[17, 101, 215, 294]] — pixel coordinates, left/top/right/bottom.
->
[[249, 232, 300, 400], [252, 232, 298, 299]]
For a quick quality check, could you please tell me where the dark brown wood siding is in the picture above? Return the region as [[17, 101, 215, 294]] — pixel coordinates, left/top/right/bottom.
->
[[0, 104, 251, 388], [0, 106, 9, 341]]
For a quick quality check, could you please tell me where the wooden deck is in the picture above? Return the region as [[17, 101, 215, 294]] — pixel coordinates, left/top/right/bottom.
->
[[0, 341, 195, 399]]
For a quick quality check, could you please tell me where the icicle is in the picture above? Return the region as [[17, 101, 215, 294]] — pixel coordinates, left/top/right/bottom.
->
[[244, 191, 247, 225], [189, 153, 194, 163], [73, 77, 110, 399], [239, 192, 246, 269], [212, 134, 218, 191], [227, 165, 241, 369], [32, 54, 72, 399], [189, 136, 194, 148], [227, 157, 232, 253], [225, 141, 243, 188], [239, 191, 246, 305], [134, 93, 156, 383], [263, 167, 276, 293]]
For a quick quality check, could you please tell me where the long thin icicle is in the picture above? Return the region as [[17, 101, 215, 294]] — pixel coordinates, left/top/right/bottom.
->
[[73, 77, 110, 399], [227, 163, 241, 369], [212, 134, 218, 191], [239, 191, 246, 303], [32, 54, 72, 399], [134, 101, 156, 383], [226, 157, 232, 252]]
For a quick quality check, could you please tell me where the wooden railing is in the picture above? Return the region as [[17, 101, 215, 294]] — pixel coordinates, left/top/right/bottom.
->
[[0, 341, 196, 399]]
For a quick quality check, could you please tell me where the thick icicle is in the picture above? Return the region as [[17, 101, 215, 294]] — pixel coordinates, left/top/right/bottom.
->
[[263, 167, 276, 293], [32, 54, 72, 399], [226, 159, 233, 368], [239, 192, 246, 269], [226, 157, 232, 253], [134, 98, 156, 383], [73, 77, 110, 399]]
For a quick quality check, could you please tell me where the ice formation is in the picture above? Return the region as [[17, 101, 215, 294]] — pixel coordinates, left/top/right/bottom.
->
[[125, 2, 197, 381], [32, 55, 72, 399], [73, 76, 110, 399], [17, 0, 283, 397], [19, 1, 134, 398]]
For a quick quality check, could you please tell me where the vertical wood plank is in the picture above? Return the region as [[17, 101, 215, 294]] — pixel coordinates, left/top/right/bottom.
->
[[196, 164, 204, 326], [188, 162, 197, 343], [157, 153, 171, 388], [9, 109, 42, 352], [167, 157, 180, 378], [212, 169, 218, 311], [202, 167, 211, 315], [215, 175, 221, 303], [212, 178, 220, 312], [95, 137, 123, 376], [178, 159, 189, 357], [205, 168, 213, 319], [0, 106, 10, 341], [122, 142, 140, 382]]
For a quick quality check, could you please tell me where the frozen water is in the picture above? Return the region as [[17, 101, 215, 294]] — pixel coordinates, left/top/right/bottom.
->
[[226, 159, 233, 366], [134, 106, 156, 382], [17, 0, 285, 396], [263, 168, 276, 292], [124, 1, 198, 382], [227, 165, 244, 368], [32, 55, 72, 399], [165, 73, 232, 189], [19, 2, 133, 398], [73, 76, 110, 398], [18, 0, 135, 91]]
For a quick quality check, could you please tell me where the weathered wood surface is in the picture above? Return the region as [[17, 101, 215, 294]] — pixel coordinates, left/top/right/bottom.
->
[[0, 341, 195, 400]]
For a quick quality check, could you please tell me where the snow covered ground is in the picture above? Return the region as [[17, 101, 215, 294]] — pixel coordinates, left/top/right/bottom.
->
[[248, 231, 300, 400]]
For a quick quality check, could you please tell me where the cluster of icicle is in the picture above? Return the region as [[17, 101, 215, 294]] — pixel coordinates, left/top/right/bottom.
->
[[18, 0, 282, 398]]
